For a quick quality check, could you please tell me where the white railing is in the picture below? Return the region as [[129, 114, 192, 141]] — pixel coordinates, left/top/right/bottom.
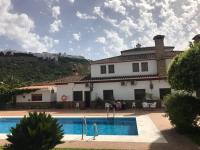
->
[[93, 123, 98, 140], [81, 116, 87, 140]]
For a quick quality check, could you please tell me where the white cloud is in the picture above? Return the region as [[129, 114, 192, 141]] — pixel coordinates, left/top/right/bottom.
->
[[0, 0, 57, 52], [68, 0, 75, 3], [73, 32, 81, 41], [49, 19, 63, 33], [104, 0, 126, 15], [93, 6, 104, 18], [42, 36, 59, 49], [52, 6, 60, 19], [103, 30, 127, 56], [96, 37, 106, 44], [93, 6, 117, 26], [76, 11, 97, 20], [49, 5, 62, 33]]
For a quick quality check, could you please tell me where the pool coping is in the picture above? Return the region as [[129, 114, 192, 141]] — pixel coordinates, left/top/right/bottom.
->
[[0, 115, 167, 143]]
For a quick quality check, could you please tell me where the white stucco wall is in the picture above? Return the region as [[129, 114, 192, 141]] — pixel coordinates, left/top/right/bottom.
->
[[56, 83, 90, 102], [91, 80, 170, 101], [16, 86, 57, 103], [165, 58, 173, 71], [16, 89, 52, 103], [91, 60, 158, 77]]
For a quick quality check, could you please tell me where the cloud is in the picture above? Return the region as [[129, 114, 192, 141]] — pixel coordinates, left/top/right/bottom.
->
[[93, 6, 117, 26], [49, 5, 62, 33], [68, 0, 75, 3], [0, 0, 57, 52], [102, 30, 127, 56], [104, 0, 126, 15], [76, 11, 97, 20], [49, 19, 63, 33], [96, 37, 106, 44], [52, 6, 60, 19], [73, 32, 81, 41]]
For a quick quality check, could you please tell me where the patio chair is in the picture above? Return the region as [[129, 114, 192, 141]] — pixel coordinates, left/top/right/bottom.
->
[[132, 102, 136, 108], [75, 102, 80, 109], [105, 102, 110, 110], [142, 102, 149, 109], [150, 102, 157, 108]]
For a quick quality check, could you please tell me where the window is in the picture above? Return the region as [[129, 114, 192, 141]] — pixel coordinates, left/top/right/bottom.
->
[[32, 94, 42, 101], [132, 63, 139, 72], [134, 89, 145, 100], [108, 65, 115, 73], [121, 81, 126, 86], [73, 91, 83, 101], [159, 88, 171, 100], [103, 90, 114, 100], [100, 65, 106, 74], [141, 62, 148, 72]]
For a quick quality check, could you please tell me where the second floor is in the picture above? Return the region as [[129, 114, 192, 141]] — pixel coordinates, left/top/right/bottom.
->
[[91, 35, 182, 78], [91, 58, 173, 78]]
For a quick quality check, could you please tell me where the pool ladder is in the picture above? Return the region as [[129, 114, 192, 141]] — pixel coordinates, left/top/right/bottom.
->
[[93, 123, 98, 140], [106, 107, 115, 118], [81, 116, 87, 140]]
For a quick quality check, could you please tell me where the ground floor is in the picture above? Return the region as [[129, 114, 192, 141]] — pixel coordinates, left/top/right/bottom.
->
[[0, 109, 199, 150], [16, 79, 172, 109]]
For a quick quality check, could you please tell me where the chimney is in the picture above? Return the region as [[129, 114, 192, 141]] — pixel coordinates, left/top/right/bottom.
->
[[153, 35, 166, 77], [72, 64, 79, 76], [192, 34, 200, 43]]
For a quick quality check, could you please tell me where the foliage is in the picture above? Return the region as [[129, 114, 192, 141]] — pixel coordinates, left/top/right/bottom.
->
[[164, 92, 200, 133], [0, 54, 89, 85], [94, 97, 105, 109], [0, 78, 36, 108], [168, 42, 200, 93], [5, 112, 64, 150]]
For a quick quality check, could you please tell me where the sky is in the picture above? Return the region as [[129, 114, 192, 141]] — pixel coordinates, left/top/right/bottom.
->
[[0, 0, 200, 60]]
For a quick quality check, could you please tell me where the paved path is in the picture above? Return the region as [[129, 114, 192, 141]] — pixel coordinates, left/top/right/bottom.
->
[[0, 109, 199, 150]]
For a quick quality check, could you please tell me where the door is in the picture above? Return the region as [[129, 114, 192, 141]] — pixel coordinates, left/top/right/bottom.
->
[[134, 89, 146, 100], [84, 91, 91, 108], [134, 89, 146, 108]]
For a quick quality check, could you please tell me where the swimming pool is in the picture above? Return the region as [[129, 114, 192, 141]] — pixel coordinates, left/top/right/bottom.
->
[[0, 117, 138, 136]]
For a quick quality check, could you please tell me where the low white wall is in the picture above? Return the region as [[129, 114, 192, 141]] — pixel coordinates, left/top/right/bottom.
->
[[91, 80, 170, 101], [16, 89, 52, 103]]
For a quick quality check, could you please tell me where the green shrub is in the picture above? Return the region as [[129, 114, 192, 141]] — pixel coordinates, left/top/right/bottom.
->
[[164, 93, 200, 133], [5, 112, 64, 150], [94, 97, 105, 109]]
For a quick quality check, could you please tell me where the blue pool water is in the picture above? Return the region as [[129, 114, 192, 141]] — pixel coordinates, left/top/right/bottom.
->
[[0, 117, 138, 136]]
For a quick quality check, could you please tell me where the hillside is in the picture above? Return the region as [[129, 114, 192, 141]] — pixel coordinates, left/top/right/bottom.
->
[[0, 52, 90, 86]]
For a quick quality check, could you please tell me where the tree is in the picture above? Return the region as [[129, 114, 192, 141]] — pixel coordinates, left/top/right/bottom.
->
[[5, 112, 64, 150], [164, 93, 200, 132], [168, 42, 200, 96]]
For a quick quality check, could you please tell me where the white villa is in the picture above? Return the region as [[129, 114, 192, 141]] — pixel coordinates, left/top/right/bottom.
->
[[16, 34, 195, 109]]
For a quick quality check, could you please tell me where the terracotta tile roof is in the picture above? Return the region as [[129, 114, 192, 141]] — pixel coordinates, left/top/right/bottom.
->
[[91, 51, 182, 64], [33, 75, 90, 86], [77, 74, 167, 83], [121, 46, 174, 53]]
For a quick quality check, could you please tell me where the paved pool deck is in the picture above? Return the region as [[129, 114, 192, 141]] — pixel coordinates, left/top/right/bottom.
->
[[0, 109, 199, 150]]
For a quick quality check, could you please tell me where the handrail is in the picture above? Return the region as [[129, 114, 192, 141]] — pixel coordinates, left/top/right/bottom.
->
[[93, 123, 98, 140], [113, 107, 115, 118], [106, 106, 109, 118], [81, 116, 87, 140], [83, 116, 87, 135]]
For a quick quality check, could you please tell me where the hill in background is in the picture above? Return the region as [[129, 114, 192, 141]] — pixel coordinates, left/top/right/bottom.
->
[[0, 51, 90, 86]]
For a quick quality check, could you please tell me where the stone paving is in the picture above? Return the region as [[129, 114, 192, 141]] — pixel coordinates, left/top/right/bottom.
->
[[0, 109, 199, 150]]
